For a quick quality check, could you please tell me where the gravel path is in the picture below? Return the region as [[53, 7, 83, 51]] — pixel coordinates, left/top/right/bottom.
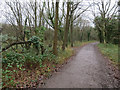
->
[[40, 42, 119, 88]]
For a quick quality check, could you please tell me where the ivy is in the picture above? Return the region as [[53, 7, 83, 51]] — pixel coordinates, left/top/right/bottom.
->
[[29, 36, 39, 45], [29, 36, 40, 54]]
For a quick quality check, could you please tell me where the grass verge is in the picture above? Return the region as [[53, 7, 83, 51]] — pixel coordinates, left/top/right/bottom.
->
[[97, 43, 118, 65]]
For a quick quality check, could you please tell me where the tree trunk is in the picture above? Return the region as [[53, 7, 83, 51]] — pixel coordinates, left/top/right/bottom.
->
[[39, 11, 42, 29], [98, 30, 104, 43], [87, 31, 90, 41], [70, 14, 73, 47], [53, 2, 59, 55], [103, 27, 106, 44], [34, 0, 37, 34], [62, 2, 70, 50]]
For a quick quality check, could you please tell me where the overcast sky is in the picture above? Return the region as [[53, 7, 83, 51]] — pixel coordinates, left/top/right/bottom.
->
[[0, 0, 118, 27]]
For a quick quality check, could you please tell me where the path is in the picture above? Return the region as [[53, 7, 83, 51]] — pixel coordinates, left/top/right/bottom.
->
[[40, 43, 119, 88]]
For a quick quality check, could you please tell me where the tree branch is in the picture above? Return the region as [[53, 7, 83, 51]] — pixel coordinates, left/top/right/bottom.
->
[[1, 41, 31, 52]]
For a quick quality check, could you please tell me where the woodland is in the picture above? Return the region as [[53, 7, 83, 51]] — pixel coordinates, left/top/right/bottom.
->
[[0, 0, 118, 88]]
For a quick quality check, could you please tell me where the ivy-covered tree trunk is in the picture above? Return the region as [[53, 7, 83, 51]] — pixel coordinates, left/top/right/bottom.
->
[[103, 26, 106, 44], [98, 30, 104, 43]]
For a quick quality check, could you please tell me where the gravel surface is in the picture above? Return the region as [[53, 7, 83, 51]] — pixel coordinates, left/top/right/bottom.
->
[[40, 42, 119, 88]]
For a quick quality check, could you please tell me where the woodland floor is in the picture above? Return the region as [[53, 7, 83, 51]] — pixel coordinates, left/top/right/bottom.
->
[[39, 42, 120, 88]]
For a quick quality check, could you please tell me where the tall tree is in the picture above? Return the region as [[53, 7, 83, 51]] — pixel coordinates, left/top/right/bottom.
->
[[69, 2, 90, 47], [53, 1, 59, 55], [34, 0, 37, 34], [92, 0, 117, 43], [62, 2, 70, 50], [70, 3, 73, 47], [6, 1, 24, 41]]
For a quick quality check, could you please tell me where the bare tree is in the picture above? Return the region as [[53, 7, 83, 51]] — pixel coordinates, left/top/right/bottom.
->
[[27, 0, 38, 34], [53, 1, 59, 55], [6, 0, 24, 41], [92, 0, 117, 43], [62, 2, 70, 51], [69, 1, 91, 47]]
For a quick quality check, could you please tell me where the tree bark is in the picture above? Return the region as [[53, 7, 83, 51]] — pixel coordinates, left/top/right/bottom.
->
[[62, 2, 70, 50], [70, 14, 73, 47], [53, 2, 59, 55], [1, 41, 31, 52], [34, 0, 37, 34]]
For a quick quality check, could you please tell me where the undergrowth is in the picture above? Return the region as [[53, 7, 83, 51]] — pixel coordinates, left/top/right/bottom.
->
[[2, 41, 94, 88]]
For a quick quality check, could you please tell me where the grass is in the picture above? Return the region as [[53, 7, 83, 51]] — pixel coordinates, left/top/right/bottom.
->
[[97, 43, 118, 65], [74, 40, 96, 47], [56, 46, 73, 64]]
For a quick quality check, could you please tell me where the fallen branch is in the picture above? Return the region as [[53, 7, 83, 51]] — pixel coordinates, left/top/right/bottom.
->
[[1, 41, 32, 52]]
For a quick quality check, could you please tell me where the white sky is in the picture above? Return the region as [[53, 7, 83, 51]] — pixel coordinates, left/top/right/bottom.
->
[[0, 0, 118, 27]]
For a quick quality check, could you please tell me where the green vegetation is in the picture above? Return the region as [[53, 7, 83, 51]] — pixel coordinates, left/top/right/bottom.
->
[[2, 41, 93, 88], [97, 43, 118, 65], [73, 41, 96, 47], [94, 15, 118, 44], [1, 0, 118, 88]]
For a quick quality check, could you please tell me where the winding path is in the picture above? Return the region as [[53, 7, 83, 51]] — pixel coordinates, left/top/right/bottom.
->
[[41, 42, 119, 88]]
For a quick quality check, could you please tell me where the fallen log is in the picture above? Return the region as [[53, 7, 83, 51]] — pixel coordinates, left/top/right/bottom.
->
[[1, 41, 31, 52]]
